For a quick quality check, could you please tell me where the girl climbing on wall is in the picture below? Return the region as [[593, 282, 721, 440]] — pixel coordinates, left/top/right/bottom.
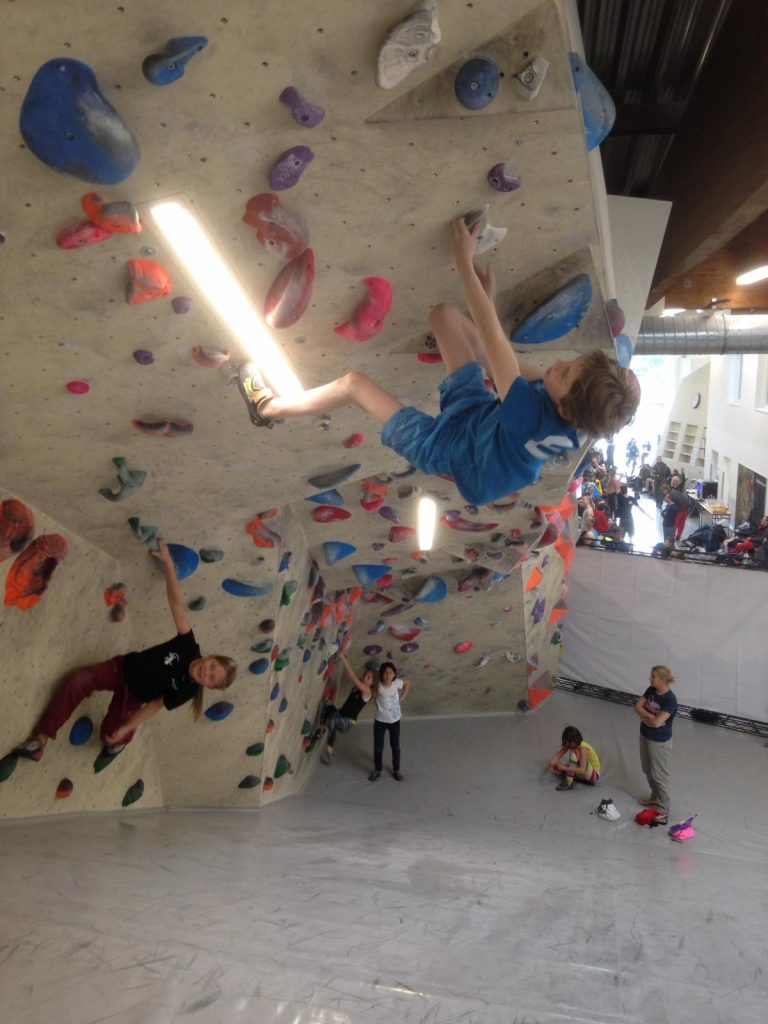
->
[[318, 647, 374, 766], [548, 725, 601, 791], [10, 541, 237, 766], [369, 661, 411, 782]]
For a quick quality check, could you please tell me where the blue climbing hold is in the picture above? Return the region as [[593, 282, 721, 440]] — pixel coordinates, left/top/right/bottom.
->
[[222, 578, 274, 597], [455, 58, 500, 111], [352, 564, 391, 587], [69, 716, 93, 746], [142, 37, 208, 86], [615, 333, 633, 368], [279, 550, 293, 573], [249, 658, 270, 675], [569, 53, 616, 151], [306, 489, 345, 507], [324, 541, 357, 566], [20, 59, 139, 184], [270, 682, 280, 701], [413, 575, 448, 603], [164, 544, 200, 581], [303, 649, 312, 663], [205, 701, 234, 722], [510, 274, 592, 345], [278, 697, 288, 713]]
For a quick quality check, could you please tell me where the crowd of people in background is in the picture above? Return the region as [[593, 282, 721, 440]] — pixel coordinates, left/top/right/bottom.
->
[[575, 441, 767, 569]]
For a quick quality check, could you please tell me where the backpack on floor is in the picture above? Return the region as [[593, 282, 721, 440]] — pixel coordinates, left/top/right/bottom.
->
[[668, 814, 697, 842]]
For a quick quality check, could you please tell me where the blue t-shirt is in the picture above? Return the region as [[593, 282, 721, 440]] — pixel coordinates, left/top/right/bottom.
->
[[640, 685, 678, 742], [449, 378, 585, 505]]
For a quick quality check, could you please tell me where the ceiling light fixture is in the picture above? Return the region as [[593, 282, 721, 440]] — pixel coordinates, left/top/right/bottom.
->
[[150, 200, 303, 397], [417, 496, 437, 551], [660, 308, 685, 318], [735, 265, 768, 286]]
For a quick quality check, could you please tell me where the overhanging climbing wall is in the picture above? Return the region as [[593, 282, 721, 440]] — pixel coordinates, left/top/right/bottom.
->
[[0, 0, 620, 815]]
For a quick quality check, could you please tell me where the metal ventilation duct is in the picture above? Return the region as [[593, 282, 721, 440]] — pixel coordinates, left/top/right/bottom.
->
[[635, 314, 768, 355]]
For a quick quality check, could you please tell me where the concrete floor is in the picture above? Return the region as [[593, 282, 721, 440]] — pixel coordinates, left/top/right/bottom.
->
[[1, 691, 766, 1024]]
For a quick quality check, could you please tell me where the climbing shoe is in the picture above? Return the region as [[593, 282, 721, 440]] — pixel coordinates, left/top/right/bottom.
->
[[13, 738, 45, 762], [237, 362, 275, 427]]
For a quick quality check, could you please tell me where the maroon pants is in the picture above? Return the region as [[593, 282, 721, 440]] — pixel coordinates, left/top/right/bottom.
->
[[675, 508, 689, 540], [35, 656, 143, 745]]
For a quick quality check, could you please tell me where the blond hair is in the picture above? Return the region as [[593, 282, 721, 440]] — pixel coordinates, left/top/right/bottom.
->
[[559, 350, 639, 438], [650, 665, 675, 685], [191, 655, 238, 721]]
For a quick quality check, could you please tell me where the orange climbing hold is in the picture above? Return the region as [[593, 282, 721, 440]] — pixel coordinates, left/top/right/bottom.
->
[[82, 192, 142, 234], [0, 498, 35, 562], [524, 567, 543, 592], [4, 534, 68, 611], [126, 259, 172, 304]]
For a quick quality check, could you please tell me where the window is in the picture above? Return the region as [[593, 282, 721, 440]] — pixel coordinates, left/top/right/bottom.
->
[[728, 354, 743, 405]]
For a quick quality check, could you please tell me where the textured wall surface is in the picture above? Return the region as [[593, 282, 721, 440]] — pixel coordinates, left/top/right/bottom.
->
[[0, 0, 616, 818]]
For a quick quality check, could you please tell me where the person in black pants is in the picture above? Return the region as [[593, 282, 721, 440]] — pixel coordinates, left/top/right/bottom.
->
[[370, 662, 412, 782], [319, 649, 374, 765]]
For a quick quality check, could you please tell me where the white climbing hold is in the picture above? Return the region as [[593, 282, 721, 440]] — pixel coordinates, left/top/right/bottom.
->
[[377, 0, 441, 90], [464, 206, 507, 255], [473, 656, 490, 668], [513, 57, 550, 100], [505, 650, 522, 663]]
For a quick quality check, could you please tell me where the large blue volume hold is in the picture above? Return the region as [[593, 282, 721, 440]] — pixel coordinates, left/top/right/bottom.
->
[[569, 53, 616, 151], [20, 59, 139, 184], [455, 58, 500, 111], [510, 274, 593, 345]]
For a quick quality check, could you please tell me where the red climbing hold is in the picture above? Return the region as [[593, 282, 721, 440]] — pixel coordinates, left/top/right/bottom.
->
[[243, 193, 309, 261], [417, 352, 443, 364], [0, 499, 35, 562], [56, 778, 74, 799], [82, 192, 141, 234], [389, 526, 416, 542], [454, 640, 474, 654], [4, 534, 68, 611], [56, 220, 113, 249], [335, 277, 393, 342], [66, 380, 90, 395], [126, 259, 173, 304], [343, 433, 366, 448], [264, 248, 315, 329], [192, 345, 231, 368], [313, 506, 352, 524]]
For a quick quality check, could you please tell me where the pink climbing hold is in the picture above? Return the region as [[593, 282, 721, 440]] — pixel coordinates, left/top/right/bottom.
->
[[454, 641, 474, 654], [605, 298, 626, 338], [66, 380, 90, 395], [389, 526, 416, 542], [441, 514, 498, 532], [265, 248, 315, 329], [388, 625, 420, 642], [313, 506, 351, 524], [335, 277, 393, 342], [417, 352, 443, 364], [243, 193, 309, 261], [56, 220, 113, 249], [192, 345, 230, 368], [343, 433, 366, 448]]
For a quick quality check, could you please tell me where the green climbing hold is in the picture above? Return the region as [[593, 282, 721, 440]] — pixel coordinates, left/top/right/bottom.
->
[[275, 654, 290, 672], [93, 748, 120, 773], [238, 775, 261, 789], [0, 752, 18, 783], [280, 580, 298, 606], [301, 719, 312, 736], [122, 779, 144, 807], [274, 754, 291, 778], [246, 742, 265, 757]]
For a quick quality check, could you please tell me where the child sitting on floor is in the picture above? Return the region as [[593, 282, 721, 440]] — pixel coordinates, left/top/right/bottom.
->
[[236, 218, 640, 505], [548, 726, 601, 791]]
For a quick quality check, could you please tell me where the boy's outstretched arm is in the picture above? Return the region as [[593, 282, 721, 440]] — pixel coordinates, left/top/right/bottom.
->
[[452, 218, 520, 400]]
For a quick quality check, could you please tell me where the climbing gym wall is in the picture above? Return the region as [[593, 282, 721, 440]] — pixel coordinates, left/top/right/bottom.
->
[[0, 0, 621, 816], [0, 491, 164, 819]]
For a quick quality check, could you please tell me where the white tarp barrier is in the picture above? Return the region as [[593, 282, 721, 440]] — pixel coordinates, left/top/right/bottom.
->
[[560, 549, 768, 722]]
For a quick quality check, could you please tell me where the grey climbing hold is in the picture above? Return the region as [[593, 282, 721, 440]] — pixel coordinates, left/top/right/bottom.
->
[[189, 596, 206, 612], [464, 207, 506, 255], [512, 57, 549, 100], [279, 86, 325, 127], [199, 548, 224, 563], [99, 457, 147, 502], [307, 465, 361, 489], [377, 0, 441, 90], [171, 296, 193, 314], [128, 517, 158, 546]]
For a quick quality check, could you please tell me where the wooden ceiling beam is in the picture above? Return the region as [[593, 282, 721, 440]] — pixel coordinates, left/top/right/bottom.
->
[[647, 3, 768, 306]]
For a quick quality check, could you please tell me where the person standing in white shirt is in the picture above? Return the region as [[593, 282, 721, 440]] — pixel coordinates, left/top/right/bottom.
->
[[369, 661, 411, 782]]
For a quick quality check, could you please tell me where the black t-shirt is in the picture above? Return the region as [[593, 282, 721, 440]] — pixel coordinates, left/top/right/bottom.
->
[[123, 631, 201, 710], [338, 688, 370, 721]]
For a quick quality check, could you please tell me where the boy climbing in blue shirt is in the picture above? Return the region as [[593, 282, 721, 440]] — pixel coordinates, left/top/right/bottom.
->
[[237, 217, 640, 504]]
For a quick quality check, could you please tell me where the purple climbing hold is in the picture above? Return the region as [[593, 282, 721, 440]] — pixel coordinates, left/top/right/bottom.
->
[[269, 146, 314, 191], [372, 542, 385, 551], [400, 642, 419, 653], [364, 645, 383, 656], [378, 506, 400, 524], [133, 349, 154, 365], [487, 162, 521, 193], [171, 296, 193, 314], [532, 597, 546, 624], [279, 86, 325, 128]]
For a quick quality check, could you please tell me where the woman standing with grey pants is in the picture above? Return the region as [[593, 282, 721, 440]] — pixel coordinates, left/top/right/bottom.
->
[[634, 665, 678, 824]]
